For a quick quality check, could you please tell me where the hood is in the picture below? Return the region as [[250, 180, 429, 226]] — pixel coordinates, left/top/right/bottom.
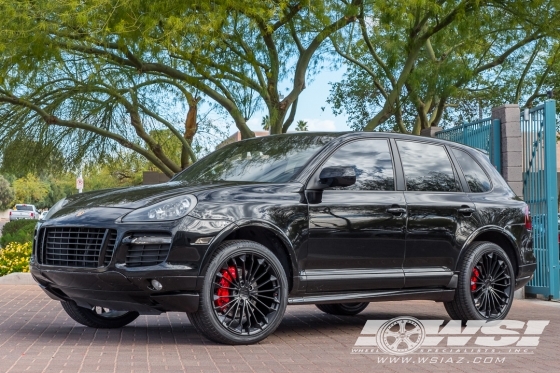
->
[[63, 181, 239, 210]]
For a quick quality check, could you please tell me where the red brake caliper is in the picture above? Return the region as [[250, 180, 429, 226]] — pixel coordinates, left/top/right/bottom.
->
[[471, 267, 480, 292], [215, 266, 237, 311]]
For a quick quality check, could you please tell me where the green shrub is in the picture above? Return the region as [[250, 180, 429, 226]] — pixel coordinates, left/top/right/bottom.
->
[[0, 220, 37, 247], [0, 242, 32, 275]]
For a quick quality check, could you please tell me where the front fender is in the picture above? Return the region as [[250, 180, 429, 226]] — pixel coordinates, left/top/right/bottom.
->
[[197, 219, 299, 287]]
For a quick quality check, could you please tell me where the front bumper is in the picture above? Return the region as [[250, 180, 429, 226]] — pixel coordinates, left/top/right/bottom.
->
[[30, 207, 233, 314], [31, 267, 201, 314]]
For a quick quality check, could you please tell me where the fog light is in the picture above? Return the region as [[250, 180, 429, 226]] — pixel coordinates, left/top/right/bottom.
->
[[151, 279, 163, 291]]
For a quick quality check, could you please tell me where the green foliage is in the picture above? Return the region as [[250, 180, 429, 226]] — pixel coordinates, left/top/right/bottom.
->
[[0, 242, 32, 276], [13, 173, 49, 205], [0, 0, 359, 178], [0, 220, 36, 248], [327, 0, 560, 133], [0, 174, 14, 210], [295, 120, 308, 131]]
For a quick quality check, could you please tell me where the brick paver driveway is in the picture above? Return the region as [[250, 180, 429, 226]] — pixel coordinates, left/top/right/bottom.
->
[[1, 284, 559, 373]]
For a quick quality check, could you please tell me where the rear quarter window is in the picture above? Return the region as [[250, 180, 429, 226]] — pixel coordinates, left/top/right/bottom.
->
[[451, 148, 492, 193]]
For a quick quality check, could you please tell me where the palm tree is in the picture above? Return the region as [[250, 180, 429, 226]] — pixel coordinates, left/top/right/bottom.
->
[[295, 120, 308, 131], [261, 115, 270, 131]]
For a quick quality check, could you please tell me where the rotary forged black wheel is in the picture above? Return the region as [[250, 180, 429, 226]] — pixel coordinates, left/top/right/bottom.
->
[[444, 241, 515, 321], [61, 301, 139, 328], [188, 240, 288, 344], [315, 302, 369, 316]]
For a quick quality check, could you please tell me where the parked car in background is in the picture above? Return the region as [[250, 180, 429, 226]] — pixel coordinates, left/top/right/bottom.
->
[[38, 210, 49, 220], [9, 204, 38, 221], [31, 132, 535, 345]]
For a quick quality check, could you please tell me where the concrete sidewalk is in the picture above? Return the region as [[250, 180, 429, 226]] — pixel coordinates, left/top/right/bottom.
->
[[0, 284, 559, 373]]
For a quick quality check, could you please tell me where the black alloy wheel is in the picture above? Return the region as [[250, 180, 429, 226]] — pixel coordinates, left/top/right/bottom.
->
[[444, 241, 515, 321], [61, 301, 139, 328], [470, 251, 513, 318], [211, 252, 281, 335], [188, 240, 288, 344]]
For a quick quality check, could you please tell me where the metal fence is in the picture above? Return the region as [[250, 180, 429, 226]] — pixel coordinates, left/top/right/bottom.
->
[[436, 118, 502, 172], [522, 101, 559, 299]]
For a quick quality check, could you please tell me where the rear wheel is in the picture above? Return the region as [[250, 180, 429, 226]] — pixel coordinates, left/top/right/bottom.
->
[[315, 302, 369, 316], [444, 241, 515, 321], [187, 240, 288, 345], [61, 301, 139, 328]]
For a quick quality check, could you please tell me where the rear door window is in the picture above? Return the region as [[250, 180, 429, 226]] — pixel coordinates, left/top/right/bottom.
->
[[396, 141, 460, 192], [451, 148, 492, 193]]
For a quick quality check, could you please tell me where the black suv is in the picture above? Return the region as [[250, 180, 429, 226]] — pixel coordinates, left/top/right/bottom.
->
[[31, 132, 535, 344]]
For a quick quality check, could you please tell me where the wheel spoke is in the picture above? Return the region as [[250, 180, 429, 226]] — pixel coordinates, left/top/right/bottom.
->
[[249, 258, 265, 283]]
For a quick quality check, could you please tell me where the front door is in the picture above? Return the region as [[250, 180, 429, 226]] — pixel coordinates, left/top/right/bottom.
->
[[306, 138, 406, 292]]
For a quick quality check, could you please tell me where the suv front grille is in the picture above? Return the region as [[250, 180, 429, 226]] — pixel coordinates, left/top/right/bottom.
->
[[37, 227, 118, 268]]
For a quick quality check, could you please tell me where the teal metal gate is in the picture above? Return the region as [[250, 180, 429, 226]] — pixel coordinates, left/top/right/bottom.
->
[[436, 118, 502, 172], [436, 100, 559, 299], [521, 101, 559, 299]]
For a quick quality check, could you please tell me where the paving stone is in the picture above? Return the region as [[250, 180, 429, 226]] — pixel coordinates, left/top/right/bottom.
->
[[1, 285, 560, 372]]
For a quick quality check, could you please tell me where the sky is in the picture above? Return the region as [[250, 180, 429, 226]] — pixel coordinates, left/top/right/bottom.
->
[[230, 67, 352, 135]]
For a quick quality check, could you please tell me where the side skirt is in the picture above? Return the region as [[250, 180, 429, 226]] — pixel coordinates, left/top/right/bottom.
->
[[288, 288, 455, 305]]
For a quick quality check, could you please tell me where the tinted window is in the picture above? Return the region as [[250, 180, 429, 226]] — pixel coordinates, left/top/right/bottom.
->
[[322, 139, 395, 191], [451, 148, 492, 193], [15, 205, 33, 211], [397, 141, 459, 192], [173, 133, 341, 184]]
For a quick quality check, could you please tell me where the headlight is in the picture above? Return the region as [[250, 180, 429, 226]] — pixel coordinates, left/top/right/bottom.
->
[[44, 198, 67, 220], [122, 195, 197, 222]]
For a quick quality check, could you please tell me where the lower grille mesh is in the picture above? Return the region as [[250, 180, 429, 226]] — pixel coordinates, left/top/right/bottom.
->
[[125, 235, 171, 267]]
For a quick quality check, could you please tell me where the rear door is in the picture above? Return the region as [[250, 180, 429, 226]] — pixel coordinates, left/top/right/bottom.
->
[[396, 140, 476, 288], [306, 138, 406, 292]]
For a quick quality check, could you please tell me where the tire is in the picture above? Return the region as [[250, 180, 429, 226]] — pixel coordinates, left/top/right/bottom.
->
[[444, 241, 515, 321], [61, 301, 139, 328], [187, 240, 288, 345], [315, 302, 369, 316]]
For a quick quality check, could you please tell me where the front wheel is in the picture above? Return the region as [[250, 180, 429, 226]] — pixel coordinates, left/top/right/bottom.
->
[[61, 301, 139, 328], [315, 302, 369, 316], [187, 240, 288, 345], [444, 241, 515, 321]]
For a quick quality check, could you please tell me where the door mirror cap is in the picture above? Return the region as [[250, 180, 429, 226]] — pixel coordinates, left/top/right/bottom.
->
[[319, 166, 356, 188]]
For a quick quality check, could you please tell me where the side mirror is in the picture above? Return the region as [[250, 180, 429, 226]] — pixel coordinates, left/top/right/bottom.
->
[[319, 166, 356, 188]]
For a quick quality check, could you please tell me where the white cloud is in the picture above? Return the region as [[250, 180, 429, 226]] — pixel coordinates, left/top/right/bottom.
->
[[303, 118, 337, 132]]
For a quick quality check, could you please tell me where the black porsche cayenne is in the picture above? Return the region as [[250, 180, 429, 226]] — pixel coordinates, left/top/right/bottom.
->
[[31, 132, 535, 344]]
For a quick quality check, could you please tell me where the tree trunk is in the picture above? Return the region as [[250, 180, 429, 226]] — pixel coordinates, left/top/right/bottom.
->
[[181, 97, 200, 169]]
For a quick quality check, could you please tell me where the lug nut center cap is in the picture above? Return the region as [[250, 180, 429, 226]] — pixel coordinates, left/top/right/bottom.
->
[[239, 287, 250, 300]]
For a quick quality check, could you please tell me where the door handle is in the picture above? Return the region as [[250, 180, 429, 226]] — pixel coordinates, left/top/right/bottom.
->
[[387, 207, 406, 215], [458, 206, 476, 215]]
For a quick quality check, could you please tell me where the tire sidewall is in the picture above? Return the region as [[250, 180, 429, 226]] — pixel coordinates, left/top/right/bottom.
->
[[459, 243, 515, 320], [200, 241, 288, 344]]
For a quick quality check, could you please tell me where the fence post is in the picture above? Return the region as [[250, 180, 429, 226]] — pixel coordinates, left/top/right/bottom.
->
[[543, 100, 559, 299], [491, 104, 522, 196], [491, 119, 502, 173]]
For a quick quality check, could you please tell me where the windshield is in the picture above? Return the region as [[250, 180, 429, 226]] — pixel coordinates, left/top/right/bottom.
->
[[15, 205, 33, 211], [173, 133, 341, 184]]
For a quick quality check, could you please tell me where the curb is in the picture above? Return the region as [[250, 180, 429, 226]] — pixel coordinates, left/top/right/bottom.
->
[[0, 272, 35, 285]]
